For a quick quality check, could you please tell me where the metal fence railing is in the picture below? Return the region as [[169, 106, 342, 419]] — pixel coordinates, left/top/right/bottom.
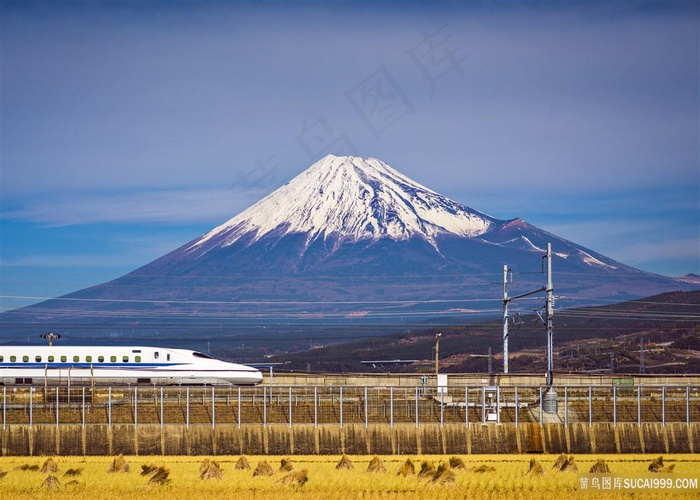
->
[[2, 385, 698, 428]]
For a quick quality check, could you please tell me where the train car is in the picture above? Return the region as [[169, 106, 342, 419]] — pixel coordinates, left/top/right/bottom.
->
[[0, 345, 263, 386]]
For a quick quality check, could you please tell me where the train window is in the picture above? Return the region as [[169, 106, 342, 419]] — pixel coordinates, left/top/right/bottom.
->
[[135, 356, 141, 363], [35, 356, 41, 362], [154, 351, 159, 360], [60, 356, 67, 362], [167, 354, 170, 361], [110, 356, 117, 362], [0, 356, 3, 362], [23, 356, 29, 362], [86, 356, 92, 362], [10, 356, 16, 362], [123, 356, 129, 362], [98, 356, 104, 362], [73, 356, 79, 362], [48, 356, 54, 362]]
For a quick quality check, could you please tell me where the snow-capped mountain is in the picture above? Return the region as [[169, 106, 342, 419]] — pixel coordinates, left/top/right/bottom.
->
[[171, 154, 632, 277], [189, 155, 497, 255], [2, 155, 695, 345]]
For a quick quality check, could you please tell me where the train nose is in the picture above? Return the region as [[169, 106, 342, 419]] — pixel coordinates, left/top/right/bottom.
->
[[237, 367, 264, 385]]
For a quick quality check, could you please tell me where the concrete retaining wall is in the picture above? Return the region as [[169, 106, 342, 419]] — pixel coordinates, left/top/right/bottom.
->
[[2, 422, 697, 456]]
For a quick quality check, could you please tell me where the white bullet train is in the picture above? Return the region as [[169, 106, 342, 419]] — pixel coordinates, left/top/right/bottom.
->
[[0, 345, 263, 386]]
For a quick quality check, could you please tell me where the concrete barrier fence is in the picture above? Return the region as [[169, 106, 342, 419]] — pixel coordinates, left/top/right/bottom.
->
[[1, 422, 697, 456]]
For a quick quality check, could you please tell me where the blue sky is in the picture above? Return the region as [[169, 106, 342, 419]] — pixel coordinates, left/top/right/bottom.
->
[[1, 0, 699, 311]]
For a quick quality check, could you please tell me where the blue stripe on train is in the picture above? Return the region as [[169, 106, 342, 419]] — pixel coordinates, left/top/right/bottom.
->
[[0, 363, 184, 369]]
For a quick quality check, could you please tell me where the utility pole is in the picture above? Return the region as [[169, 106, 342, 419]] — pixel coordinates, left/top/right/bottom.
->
[[545, 243, 554, 387], [540, 242, 559, 414], [502, 265, 509, 374]]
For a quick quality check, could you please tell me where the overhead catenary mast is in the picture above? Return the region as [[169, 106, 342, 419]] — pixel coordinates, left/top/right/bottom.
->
[[541, 242, 559, 414], [545, 242, 554, 387], [503, 265, 509, 373]]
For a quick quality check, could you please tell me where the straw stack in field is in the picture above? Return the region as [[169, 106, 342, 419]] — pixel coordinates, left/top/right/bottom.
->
[[366, 456, 386, 473], [432, 463, 456, 485], [277, 469, 308, 487], [41, 458, 58, 474], [234, 456, 251, 470], [418, 461, 436, 479], [589, 459, 611, 473], [199, 459, 224, 480], [648, 456, 675, 473], [397, 458, 415, 477], [336, 455, 354, 470], [108, 455, 130, 473], [526, 458, 546, 476], [253, 461, 275, 477]]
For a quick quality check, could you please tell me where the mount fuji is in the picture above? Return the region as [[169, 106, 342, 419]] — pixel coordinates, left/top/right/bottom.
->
[[1, 155, 694, 347]]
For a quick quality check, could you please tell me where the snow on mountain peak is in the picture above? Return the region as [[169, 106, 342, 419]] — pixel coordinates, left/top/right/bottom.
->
[[190, 155, 498, 252]]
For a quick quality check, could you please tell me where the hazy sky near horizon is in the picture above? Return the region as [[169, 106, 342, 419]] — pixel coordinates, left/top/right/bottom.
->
[[1, 0, 699, 310]]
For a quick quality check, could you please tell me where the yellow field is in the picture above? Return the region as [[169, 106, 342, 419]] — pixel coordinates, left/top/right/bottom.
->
[[0, 454, 698, 500]]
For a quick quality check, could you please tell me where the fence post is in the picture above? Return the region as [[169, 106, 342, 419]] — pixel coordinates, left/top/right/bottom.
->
[[237, 387, 241, 429], [212, 386, 215, 429], [465, 386, 469, 427], [82, 387, 86, 428], [613, 386, 617, 426], [134, 387, 138, 427], [662, 386, 666, 426], [481, 388, 485, 425], [515, 386, 519, 427], [539, 386, 543, 425], [390, 386, 394, 429], [637, 386, 641, 425], [365, 386, 369, 429], [108, 387, 112, 428], [56, 386, 59, 427], [186, 387, 190, 430], [314, 387, 318, 429], [288, 386, 292, 429], [263, 386, 267, 428], [588, 386, 592, 426], [415, 386, 419, 428], [160, 387, 164, 429], [686, 386, 690, 426], [339, 386, 343, 429], [2, 387, 5, 430], [440, 386, 444, 427], [564, 386, 568, 426], [29, 390, 33, 429]]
